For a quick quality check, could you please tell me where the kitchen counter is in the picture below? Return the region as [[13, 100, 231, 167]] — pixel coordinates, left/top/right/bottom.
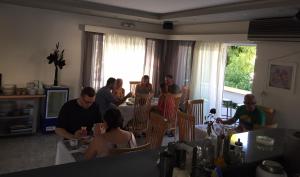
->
[[0, 149, 160, 177], [224, 128, 299, 177]]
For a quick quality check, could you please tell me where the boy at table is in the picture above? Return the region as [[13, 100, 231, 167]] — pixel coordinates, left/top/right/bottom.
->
[[55, 87, 102, 140]]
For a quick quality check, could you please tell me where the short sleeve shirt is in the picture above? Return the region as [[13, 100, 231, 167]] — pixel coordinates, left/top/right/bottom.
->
[[56, 99, 102, 134], [168, 84, 181, 94], [233, 105, 266, 130], [96, 86, 117, 115]]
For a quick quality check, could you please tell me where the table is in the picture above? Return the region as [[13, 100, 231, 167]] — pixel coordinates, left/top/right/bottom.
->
[[1, 149, 160, 177], [55, 140, 87, 165], [118, 98, 158, 127]]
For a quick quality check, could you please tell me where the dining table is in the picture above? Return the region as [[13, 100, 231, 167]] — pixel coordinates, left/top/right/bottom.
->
[[118, 97, 159, 127], [55, 139, 88, 165]]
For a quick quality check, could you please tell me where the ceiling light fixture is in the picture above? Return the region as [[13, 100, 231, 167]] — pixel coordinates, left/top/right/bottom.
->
[[121, 22, 135, 28]]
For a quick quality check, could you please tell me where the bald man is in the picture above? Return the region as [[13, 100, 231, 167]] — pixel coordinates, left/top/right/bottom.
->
[[217, 94, 266, 132]]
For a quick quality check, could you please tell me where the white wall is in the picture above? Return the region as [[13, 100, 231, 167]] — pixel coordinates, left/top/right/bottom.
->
[[252, 42, 300, 129], [0, 4, 163, 98]]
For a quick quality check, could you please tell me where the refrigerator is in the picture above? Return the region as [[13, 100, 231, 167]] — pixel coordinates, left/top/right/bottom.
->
[[41, 86, 69, 133]]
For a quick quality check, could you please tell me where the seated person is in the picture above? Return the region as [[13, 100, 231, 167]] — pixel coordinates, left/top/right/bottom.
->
[[216, 94, 266, 132], [55, 87, 102, 140], [135, 75, 153, 94], [112, 78, 125, 100], [84, 108, 136, 159], [96, 77, 131, 116], [157, 83, 176, 118], [165, 74, 180, 94]]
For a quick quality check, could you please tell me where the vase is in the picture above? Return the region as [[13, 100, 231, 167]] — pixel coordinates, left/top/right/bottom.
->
[[54, 66, 58, 86]]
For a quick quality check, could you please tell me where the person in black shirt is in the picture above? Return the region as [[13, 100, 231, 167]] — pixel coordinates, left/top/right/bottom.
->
[[165, 74, 180, 94], [55, 87, 101, 139]]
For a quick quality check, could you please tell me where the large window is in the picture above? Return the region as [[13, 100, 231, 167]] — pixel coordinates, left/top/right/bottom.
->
[[102, 34, 146, 92]]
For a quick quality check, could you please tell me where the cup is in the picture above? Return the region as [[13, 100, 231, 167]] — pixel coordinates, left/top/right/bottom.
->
[[70, 139, 78, 147]]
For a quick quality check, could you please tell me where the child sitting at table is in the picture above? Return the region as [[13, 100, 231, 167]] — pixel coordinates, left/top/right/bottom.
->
[[84, 108, 136, 159], [157, 83, 176, 119], [112, 78, 125, 101]]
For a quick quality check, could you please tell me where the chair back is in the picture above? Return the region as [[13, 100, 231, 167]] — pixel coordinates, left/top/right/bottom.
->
[[257, 105, 277, 128], [146, 112, 168, 149], [129, 81, 140, 96], [163, 93, 182, 131], [179, 85, 190, 111], [110, 143, 150, 155], [177, 110, 195, 142], [131, 93, 153, 134], [186, 99, 204, 125]]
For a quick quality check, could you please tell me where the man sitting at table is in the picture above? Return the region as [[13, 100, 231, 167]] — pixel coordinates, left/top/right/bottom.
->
[[216, 94, 266, 132], [96, 77, 131, 116], [55, 87, 102, 140], [165, 74, 180, 94]]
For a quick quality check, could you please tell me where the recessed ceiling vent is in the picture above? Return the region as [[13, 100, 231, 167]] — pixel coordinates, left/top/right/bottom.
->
[[248, 17, 300, 42]]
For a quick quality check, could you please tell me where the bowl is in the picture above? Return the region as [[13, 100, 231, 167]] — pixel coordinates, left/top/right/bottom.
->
[[27, 88, 36, 95]]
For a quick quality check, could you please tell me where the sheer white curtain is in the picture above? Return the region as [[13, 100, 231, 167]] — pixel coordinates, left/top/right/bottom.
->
[[102, 34, 146, 93], [190, 42, 227, 118]]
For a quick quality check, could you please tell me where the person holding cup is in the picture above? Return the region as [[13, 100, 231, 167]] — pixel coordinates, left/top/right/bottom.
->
[[55, 87, 102, 140], [84, 108, 136, 160]]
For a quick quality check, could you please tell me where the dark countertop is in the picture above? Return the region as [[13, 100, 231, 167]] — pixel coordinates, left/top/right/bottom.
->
[[0, 149, 160, 177], [224, 128, 300, 177]]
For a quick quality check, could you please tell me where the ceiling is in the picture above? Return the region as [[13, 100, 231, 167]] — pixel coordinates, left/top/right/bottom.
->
[[1, 0, 300, 25], [84, 0, 251, 13]]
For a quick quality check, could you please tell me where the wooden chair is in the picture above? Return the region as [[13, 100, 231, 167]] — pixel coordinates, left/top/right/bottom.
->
[[129, 93, 153, 134], [257, 105, 277, 128], [146, 112, 168, 149], [179, 85, 190, 112], [177, 110, 195, 142], [110, 143, 150, 155], [129, 81, 140, 96], [186, 99, 204, 125], [164, 93, 182, 132]]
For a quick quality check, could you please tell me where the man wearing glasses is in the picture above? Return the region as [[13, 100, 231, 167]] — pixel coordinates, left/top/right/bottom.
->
[[216, 94, 265, 132], [55, 87, 102, 139]]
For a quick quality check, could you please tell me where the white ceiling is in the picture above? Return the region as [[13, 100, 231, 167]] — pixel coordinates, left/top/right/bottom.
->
[[84, 0, 251, 13], [1, 0, 300, 25]]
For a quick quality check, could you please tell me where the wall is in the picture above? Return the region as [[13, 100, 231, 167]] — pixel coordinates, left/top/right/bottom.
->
[[252, 42, 300, 129], [0, 4, 163, 98]]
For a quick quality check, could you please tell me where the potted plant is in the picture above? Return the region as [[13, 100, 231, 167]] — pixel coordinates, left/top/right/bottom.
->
[[46, 42, 66, 86]]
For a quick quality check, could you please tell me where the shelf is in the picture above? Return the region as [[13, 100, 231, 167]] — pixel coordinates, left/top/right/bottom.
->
[[0, 95, 46, 99], [0, 131, 33, 137], [0, 115, 31, 120]]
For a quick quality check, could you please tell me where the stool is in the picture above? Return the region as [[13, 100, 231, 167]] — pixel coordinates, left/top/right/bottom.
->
[[222, 99, 232, 119]]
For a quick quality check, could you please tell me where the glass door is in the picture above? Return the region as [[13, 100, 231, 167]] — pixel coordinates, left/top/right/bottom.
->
[[46, 90, 68, 119]]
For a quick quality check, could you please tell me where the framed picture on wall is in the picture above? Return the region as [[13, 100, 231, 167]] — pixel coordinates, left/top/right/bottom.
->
[[267, 62, 297, 93]]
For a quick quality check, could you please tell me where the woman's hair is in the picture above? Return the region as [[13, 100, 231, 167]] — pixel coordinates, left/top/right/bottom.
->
[[103, 108, 124, 132]]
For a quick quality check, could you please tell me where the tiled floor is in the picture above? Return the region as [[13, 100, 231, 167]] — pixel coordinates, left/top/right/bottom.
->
[[0, 133, 175, 175], [0, 134, 59, 175]]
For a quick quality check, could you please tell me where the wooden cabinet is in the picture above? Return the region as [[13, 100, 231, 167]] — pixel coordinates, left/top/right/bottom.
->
[[0, 95, 45, 136]]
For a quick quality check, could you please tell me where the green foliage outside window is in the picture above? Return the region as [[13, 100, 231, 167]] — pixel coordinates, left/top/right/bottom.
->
[[224, 46, 256, 91]]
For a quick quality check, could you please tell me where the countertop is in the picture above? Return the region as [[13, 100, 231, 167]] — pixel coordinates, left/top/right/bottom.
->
[[0, 149, 160, 177]]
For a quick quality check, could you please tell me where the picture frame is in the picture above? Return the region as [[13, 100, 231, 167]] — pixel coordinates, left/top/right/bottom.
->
[[267, 62, 297, 94]]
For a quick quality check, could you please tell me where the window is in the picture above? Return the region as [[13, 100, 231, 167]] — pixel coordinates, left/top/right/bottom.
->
[[101, 34, 146, 92]]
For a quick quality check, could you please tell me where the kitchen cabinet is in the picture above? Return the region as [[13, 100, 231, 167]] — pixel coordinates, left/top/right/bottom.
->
[[0, 95, 45, 136]]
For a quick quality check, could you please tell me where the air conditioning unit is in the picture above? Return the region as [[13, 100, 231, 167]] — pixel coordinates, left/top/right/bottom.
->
[[248, 17, 300, 42]]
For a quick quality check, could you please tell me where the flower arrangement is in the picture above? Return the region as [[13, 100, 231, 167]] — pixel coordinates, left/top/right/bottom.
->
[[46, 42, 66, 86]]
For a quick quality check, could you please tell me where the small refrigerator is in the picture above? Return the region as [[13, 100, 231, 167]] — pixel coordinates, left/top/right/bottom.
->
[[41, 86, 69, 133]]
